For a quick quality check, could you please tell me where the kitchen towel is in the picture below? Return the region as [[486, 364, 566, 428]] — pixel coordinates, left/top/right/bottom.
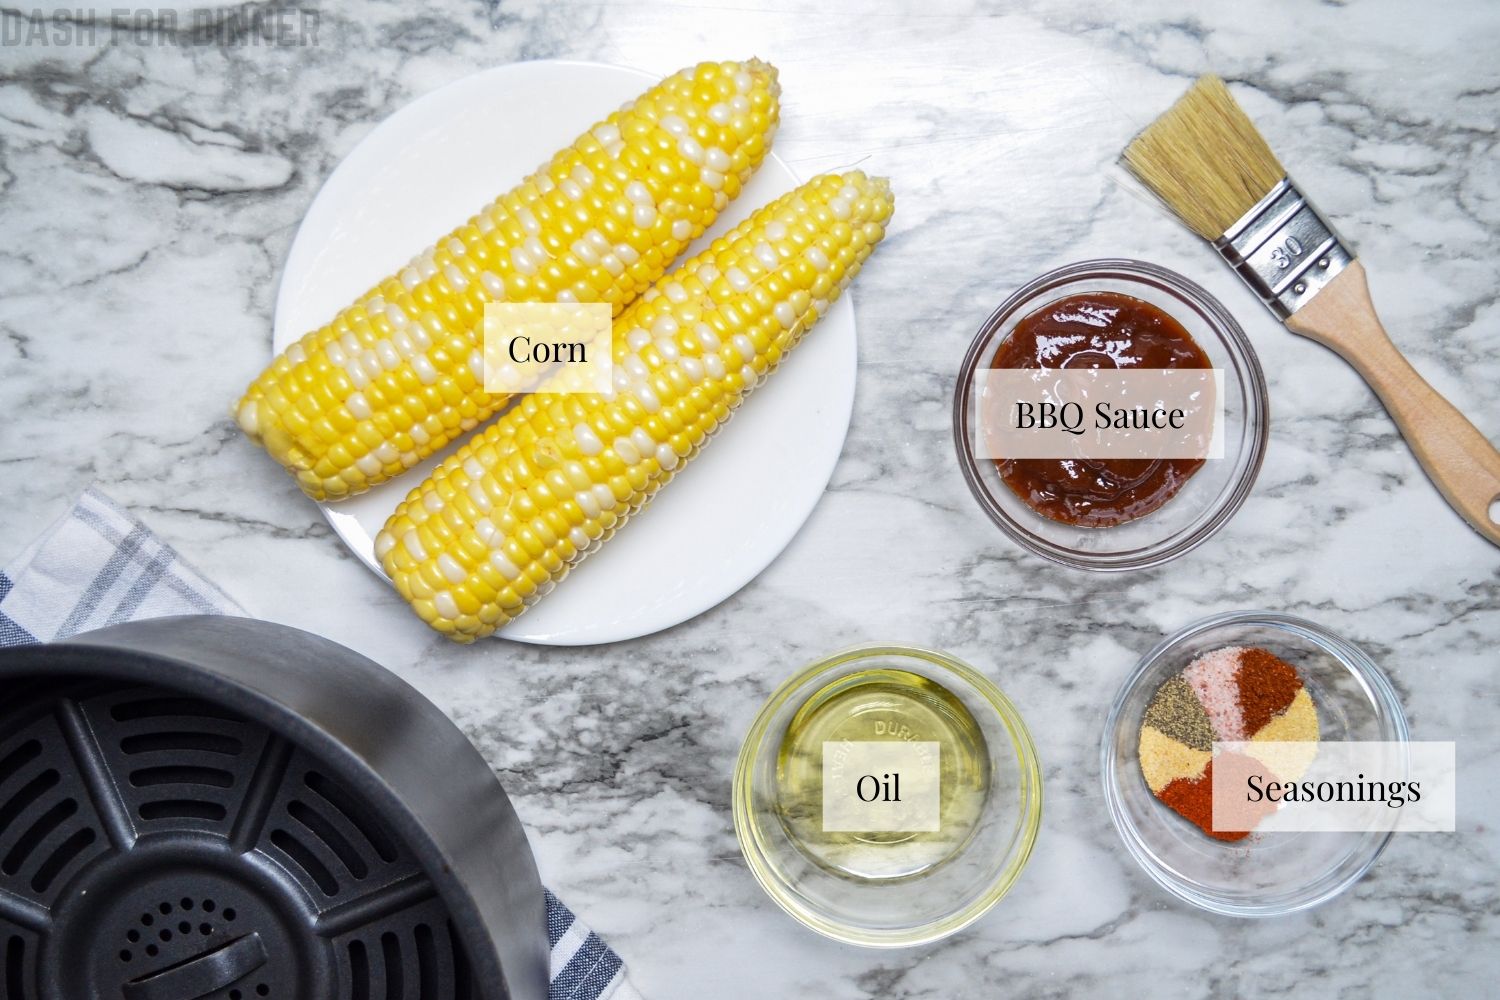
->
[[0, 487, 641, 1000]]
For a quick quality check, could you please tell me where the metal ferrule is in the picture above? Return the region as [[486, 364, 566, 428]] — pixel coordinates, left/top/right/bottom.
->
[[1213, 178, 1352, 319]]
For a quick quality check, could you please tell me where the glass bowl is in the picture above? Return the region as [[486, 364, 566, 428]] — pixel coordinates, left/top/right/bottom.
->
[[1102, 611, 1409, 917], [733, 644, 1042, 946], [953, 259, 1269, 570]]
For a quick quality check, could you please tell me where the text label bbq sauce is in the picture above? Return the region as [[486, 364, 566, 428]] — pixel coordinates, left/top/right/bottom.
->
[[991, 291, 1211, 527]]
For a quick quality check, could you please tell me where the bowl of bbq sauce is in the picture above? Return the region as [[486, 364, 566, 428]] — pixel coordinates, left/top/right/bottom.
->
[[954, 260, 1268, 570]]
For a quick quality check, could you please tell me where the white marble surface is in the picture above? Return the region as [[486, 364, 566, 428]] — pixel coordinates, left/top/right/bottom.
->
[[2, 1, 1498, 996]]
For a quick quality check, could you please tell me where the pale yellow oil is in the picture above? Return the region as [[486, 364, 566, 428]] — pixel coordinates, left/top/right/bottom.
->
[[775, 668, 990, 881]]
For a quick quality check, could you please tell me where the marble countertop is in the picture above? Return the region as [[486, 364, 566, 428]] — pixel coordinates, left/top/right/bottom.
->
[[2, 1, 1497, 996]]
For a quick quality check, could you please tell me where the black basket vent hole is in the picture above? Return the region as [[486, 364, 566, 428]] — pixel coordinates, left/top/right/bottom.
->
[[119, 897, 232, 962]]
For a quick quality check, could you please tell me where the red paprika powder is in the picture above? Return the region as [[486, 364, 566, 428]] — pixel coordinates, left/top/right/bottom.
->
[[1158, 760, 1249, 842]]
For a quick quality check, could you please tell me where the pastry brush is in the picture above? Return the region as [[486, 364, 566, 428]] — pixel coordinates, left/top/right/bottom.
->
[[1123, 75, 1500, 546]]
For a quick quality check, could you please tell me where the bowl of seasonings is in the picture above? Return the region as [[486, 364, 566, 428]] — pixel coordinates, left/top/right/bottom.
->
[[734, 644, 1042, 946], [954, 259, 1268, 570], [1102, 611, 1408, 916]]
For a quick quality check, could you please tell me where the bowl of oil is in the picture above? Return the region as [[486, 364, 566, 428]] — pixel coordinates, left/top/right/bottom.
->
[[733, 644, 1042, 946]]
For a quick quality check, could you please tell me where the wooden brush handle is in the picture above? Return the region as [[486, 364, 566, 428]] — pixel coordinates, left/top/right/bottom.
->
[[1286, 260, 1500, 546]]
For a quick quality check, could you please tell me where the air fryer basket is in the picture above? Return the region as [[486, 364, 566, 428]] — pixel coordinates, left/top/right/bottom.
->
[[0, 616, 547, 1000]]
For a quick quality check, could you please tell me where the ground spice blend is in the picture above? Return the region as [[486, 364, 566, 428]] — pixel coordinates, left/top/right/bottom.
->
[[1137, 645, 1320, 841]]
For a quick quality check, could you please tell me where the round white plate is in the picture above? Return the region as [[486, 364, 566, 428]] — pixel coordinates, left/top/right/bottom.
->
[[273, 60, 857, 645]]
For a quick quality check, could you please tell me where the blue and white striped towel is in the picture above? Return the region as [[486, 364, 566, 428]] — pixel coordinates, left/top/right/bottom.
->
[[1, 487, 640, 1000]]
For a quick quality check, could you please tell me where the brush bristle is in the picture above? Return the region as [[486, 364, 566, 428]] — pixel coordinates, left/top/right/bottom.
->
[[1123, 76, 1285, 241]]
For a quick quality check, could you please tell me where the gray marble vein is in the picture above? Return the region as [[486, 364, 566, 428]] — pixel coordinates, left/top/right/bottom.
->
[[2, 0, 1498, 996]]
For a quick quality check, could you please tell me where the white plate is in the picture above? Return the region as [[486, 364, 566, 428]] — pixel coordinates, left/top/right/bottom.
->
[[273, 60, 857, 645]]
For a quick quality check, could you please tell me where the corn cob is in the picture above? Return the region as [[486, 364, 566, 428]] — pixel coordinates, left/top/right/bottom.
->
[[377, 171, 894, 641], [235, 59, 781, 501]]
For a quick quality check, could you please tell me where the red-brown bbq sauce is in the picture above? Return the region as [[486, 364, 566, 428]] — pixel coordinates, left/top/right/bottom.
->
[[991, 291, 1211, 527]]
